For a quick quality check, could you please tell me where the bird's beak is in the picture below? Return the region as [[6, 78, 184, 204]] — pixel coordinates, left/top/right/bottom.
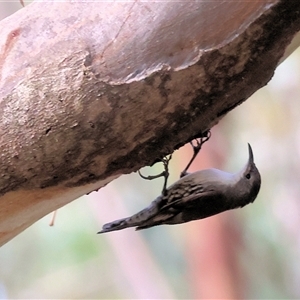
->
[[248, 143, 254, 164]]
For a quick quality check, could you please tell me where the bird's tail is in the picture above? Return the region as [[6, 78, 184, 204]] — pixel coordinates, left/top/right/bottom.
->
[[97, 197, 163, 234], [97, 217, 133, 234]]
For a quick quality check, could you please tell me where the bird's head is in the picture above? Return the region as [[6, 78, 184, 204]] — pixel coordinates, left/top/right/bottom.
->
[[234, 143, 261, 204]]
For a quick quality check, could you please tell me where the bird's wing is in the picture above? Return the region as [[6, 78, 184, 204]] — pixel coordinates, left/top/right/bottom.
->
[[136, 189, 219, 228], [161, 189, 217, 210]]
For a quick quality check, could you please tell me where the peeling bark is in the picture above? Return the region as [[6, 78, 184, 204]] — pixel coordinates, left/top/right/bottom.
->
[[0, 0, 299, 245]]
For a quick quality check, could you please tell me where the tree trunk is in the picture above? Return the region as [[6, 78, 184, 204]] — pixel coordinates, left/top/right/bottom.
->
[[0, 0, 299, 246]]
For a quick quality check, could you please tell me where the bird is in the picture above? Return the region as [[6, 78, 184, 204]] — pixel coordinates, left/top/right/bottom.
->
[[98, 143, 261, 233]]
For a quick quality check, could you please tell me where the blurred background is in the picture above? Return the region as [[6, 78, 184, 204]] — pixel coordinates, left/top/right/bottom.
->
[[1, 2, 300, 299]]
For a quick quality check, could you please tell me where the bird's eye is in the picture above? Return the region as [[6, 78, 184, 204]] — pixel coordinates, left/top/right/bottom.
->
[[246, 173, 251, 179]]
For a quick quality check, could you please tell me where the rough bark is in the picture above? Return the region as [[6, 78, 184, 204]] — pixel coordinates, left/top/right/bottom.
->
[[0, 0, 299, 246]]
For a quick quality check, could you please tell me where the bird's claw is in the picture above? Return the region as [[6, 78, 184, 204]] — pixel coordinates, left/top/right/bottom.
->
[[138, 155, 172, 196], [180, 130, 211, 178]]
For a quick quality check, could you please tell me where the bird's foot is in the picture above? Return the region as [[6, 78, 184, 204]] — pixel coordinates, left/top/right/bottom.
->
[[138, 155, 172, 196], [180, 130, 211, 178]]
